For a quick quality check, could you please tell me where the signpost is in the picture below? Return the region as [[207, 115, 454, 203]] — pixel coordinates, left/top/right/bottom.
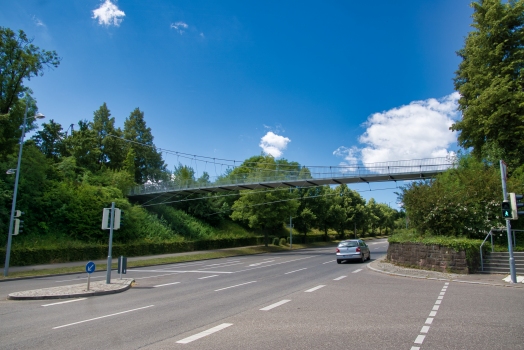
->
[[118, 256, 127, 280], [86, 261, 95, 291]]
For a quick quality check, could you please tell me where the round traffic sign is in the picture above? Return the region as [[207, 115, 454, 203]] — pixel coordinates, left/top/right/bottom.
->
[[86, 261, 96, 274]]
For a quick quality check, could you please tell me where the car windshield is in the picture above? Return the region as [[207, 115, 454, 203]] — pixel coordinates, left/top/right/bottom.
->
[[338, 241, 358, 247]]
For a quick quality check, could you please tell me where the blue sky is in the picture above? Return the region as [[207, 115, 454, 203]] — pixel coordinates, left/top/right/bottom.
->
[[2, 0, 473, 207]]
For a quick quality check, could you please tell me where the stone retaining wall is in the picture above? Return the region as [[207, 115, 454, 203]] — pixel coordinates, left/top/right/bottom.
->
[[387, 242, 469, 274]]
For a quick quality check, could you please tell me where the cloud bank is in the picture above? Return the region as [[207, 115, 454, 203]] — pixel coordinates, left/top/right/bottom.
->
[[259, 132, 291, 158], [334, 92, 460, 165], [92, 0, 125, 27]]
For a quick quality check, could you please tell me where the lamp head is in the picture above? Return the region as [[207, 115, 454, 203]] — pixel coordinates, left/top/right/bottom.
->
[[34, 113, 45, 120]]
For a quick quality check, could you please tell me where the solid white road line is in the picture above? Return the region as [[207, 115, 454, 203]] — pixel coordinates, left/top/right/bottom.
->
[[153, 282, 180, 288], [260, 300, 291, 311], [352, 269, 362, 273], [42, 298, 86, 307], [285, 268, 307, 274], [52, 305, 154, 329], [214, 281, 256, 292], [333, 276, 346, 281], [134, 270, 232, 274], [198, 275, 218, 279], [305, 285, 325, 293], [177, 323, 233, 344], [133, 273, 182, 280]]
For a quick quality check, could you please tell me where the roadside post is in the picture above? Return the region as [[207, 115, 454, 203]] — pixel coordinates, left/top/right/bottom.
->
[[118, 256, 127, 280], [86, 261, 95, 291], [500, 160, 517, 283], [289, 216, 293, 250]]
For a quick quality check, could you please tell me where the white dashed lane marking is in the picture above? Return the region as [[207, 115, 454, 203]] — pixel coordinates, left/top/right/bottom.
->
[[305, 285, 325, 293], [260, 300, 291, 311], [214, 281, 256, 292], [153, 282, 180, 288], [352, 269, 362, 273], [42, 298, 86, 307], [333, 276, 346, 281], [410, 282, 449, 348], [176, 323, 233, 344]]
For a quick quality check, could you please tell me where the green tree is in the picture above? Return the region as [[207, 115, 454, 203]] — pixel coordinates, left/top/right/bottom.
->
[[0, 27, 60, 158], [123, 108, 166, 184], [32, 119, 66, 161], [91, 103, 126, 170], [452, 0, 524, 168]]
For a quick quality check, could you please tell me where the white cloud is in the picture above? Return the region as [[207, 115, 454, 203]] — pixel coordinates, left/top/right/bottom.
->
[[259, 132, 291, 158], [32, 15, 45, 27], [92, 0, 125, 27], [171, 21, 189, 34], [334, 92, 460, 165]]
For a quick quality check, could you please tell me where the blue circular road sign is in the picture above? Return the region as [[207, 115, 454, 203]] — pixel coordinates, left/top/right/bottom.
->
[[86, 261, 96, 274]]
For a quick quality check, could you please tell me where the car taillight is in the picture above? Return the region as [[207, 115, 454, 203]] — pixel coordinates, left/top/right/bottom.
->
[[356, 247, 361, 252], [336, 248, 340, 253]]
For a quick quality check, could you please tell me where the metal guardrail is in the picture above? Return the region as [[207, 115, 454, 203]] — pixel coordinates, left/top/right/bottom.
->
[[128, 157, 455, 197]]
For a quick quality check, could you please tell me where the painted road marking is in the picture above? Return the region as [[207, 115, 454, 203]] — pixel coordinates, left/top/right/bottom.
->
[[153, 282, 180, 288], [322, 261, 333, 264], [352, 269, 362, 273], [42, 298, 86, 307], [177, 323, 233, 344], [414, 335, 426, 344], [305, 285, 325, 293], [411, 283, 449, 347], [134, 270, 232, 274], [214, 281, 256, 292], [333, 276, 346, 281], [133, 273, 181, 280], [236, 256, 315, 273], [260, 300, 291, 311], [53, 305, 154, 329], [249, 260, 275, 267], [198, 275, 218, 279], [285, 268, 307, 274]]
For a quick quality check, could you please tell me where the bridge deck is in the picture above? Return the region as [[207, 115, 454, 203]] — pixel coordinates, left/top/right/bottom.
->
[[128, 157, 453, 201]]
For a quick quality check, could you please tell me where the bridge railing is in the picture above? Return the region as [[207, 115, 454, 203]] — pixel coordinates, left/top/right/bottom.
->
[[129, 156, 455, 196]]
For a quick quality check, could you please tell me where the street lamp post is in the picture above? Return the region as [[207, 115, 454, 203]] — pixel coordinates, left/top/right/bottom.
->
[[4, 98, 44, 277]]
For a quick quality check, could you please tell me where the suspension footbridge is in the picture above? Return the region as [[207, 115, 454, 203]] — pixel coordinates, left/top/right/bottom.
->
[[128, 157, 454, 201]]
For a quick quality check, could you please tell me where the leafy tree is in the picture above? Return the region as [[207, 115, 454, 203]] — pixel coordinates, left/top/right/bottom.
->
[[0, 27, 60, 158], [32, 119, 66, 161], [123, 108, 166, 184], [452, 0, 524, 168], [91, 103, 126, 170]]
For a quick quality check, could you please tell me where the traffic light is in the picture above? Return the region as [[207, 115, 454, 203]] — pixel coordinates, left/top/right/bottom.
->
[[509, 193, 524, 220], [502, 200, 512, 219]]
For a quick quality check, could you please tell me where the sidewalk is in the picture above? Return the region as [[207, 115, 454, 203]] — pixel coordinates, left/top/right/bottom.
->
[[368, 258, 524, 288]]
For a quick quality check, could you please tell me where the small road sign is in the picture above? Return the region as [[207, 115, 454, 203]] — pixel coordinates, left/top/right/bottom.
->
[[86, 261, 96, 274]]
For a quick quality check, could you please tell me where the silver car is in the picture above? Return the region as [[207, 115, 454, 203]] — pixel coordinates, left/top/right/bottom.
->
[[336, 239, 370, 264]]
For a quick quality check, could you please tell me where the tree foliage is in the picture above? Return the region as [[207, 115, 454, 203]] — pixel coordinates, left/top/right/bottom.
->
[[452, 0, 524, 168]]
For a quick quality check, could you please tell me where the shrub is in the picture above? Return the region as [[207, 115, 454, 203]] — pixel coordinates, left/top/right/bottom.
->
[[279, 237, 287, 246], [272, 237, 280, 246]]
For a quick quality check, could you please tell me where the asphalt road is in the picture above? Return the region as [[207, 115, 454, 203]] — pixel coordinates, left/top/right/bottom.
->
[[1, 239, 523, 349]]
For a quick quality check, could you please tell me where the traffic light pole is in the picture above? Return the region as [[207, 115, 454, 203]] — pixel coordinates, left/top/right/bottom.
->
[[500, 160, 517, 284]]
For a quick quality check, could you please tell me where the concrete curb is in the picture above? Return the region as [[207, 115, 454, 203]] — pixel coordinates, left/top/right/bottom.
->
[[366, 259, 524, 289], [8, 278, 135, 300]]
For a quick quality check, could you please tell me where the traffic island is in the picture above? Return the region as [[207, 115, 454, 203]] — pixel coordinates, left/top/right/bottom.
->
[[7, 278, 134, 300]]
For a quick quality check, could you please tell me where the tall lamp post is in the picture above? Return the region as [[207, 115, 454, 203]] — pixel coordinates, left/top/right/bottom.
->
[[4, 98, 45, 277]]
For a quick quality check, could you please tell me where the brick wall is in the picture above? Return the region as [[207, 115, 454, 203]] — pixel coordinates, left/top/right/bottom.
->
[[387, 242, 469, 274]]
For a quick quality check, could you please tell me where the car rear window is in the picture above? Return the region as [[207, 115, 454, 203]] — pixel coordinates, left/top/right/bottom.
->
[[338, 241, 358, 247]]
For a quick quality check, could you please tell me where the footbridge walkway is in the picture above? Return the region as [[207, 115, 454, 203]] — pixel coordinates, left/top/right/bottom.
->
[[128, 157, 454, 201]]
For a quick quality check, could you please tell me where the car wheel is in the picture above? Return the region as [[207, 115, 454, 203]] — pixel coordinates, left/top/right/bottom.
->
[[337, 259, 342, 264], [361, 254, 366, 263], [367, 252, 371, 261]]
